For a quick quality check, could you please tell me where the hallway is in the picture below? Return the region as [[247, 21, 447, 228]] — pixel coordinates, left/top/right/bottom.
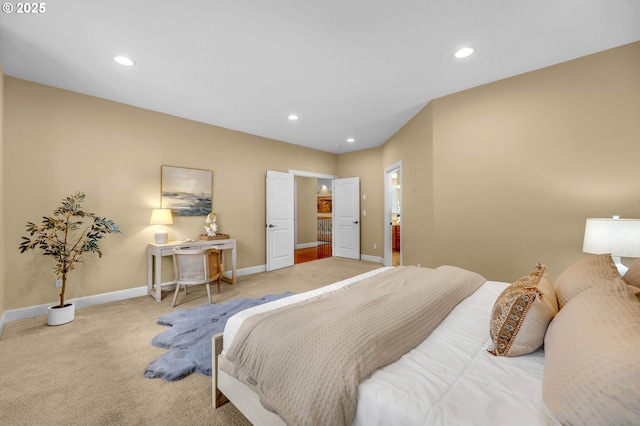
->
[[294, 244, 332, 264]]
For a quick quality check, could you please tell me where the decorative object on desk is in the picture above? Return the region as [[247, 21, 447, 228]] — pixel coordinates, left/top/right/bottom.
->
[[144, 292, 294, 381], [583, 215, 640, 275], [19, 192, 121, 325], [149, 208, 173, 244], [199, 233, 230, 241], [204, 212, 218, 236], [161, 165, 212, 216]]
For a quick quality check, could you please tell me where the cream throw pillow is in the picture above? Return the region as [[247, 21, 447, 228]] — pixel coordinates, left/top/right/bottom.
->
[[623, 257, 640, 288], [488, 263, 558, 357], [543, 279, 640, 425], [554, 254, 619, 309]]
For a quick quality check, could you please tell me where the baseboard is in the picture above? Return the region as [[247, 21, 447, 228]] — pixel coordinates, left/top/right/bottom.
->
[[234, 264, 266, 276], [295, 242, 318, 249], [1, 286, 149, 325], [0, 261, 375, 329], [0, 264, 267, 327], [361, 254, 384, 264], [0, 312, 6, 337]]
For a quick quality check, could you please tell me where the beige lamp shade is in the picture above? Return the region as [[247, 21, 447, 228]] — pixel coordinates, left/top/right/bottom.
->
[[150, 209, 173, 243], [583, 216, 640, 275], [150, 208, 174, 225]]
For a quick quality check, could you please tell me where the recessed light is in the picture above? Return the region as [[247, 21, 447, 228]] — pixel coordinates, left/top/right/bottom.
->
[[346, 138, 355, 143], [288, 114, 299, 121], [454, 47, 474, 59], [334, 144, 342, 148], [114, 55, 135, 66]]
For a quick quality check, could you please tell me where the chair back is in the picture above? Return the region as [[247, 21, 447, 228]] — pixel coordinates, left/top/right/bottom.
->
[[172, 247, 221, 285]]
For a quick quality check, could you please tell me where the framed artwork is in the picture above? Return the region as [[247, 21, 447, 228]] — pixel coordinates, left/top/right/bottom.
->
[[317, 196, 332, 213], [161, 165, 212, 216]]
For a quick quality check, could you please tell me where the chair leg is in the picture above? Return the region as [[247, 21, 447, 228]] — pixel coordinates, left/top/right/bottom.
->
[[172, 284, 182, 307], [205, 283, 212, 304], [217, 277, 221, 294]]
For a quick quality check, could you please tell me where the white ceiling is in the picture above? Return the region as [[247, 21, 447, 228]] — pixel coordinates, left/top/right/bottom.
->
[[1, 1, 639, 154]]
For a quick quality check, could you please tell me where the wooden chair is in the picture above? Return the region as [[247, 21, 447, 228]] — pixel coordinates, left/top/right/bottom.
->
[[171, 247, 224, 307]]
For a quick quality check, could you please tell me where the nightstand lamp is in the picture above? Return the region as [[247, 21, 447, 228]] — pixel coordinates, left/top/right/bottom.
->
[[150, 208, 173, 244], [583, 215, 640, 275]]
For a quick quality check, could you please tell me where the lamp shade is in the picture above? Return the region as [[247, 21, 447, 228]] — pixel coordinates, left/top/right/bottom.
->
[[150, 208, 173, 225], [583, 217, 640, 257]]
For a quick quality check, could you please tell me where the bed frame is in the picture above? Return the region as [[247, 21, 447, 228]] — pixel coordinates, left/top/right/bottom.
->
[[212, 333, 228, 408], [213, 332, 285, 424]]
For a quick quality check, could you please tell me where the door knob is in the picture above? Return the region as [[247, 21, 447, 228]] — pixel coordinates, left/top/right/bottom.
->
[[353, 220, 359, 224], [267, 224, 276, 228]]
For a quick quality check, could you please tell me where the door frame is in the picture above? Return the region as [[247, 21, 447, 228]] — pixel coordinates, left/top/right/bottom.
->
[[289, 169, 338, 251], [384, 161, 402, 267]]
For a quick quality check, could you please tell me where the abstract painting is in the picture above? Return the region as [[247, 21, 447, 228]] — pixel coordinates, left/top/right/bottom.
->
[[161, 165, 212, 216]]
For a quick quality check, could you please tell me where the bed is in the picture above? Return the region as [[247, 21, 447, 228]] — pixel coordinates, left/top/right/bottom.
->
[[213, 255, 640, 426]]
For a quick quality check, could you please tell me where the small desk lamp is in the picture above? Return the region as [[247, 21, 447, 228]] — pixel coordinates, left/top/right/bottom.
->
[[583, 215, 640, 275], [150, 208, 173, 244]]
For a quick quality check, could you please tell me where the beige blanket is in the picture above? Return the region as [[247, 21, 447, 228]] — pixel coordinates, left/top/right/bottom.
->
[[219, 265, 485, 426]]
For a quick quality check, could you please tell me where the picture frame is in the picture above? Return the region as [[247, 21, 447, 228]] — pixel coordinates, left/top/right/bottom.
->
[[161, 165, 212, 216], [317, 196, 332, 213]]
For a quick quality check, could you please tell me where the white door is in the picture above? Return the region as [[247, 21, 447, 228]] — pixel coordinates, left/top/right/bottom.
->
[[333, 177, 360, 259], [266, 170, 294, 271]]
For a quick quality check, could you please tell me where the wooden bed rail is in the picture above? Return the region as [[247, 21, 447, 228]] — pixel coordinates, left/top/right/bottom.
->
[[212, 332, 229, 409]]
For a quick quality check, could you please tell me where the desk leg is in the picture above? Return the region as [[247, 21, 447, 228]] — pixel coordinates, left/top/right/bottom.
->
[[231, 245, 236, 285], [154, 253, 162, 302], [221, 246, 237, 285], [147, 251, 155, 300]]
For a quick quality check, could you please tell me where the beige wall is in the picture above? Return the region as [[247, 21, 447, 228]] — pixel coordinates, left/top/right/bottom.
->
[[295, 176, 317, 245], [364, 41, 640, 282], [428, 41, 640, 282], [3, 41, 639, 311], [3, 78, 337, 310], [382, 103, 435, 267]]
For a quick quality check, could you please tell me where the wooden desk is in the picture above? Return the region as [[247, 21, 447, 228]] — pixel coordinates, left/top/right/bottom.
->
[[147, 238, 237, 302]]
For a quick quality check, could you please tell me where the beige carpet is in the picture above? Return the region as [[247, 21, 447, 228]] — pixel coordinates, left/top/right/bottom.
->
[[0, 257, 382, 426]]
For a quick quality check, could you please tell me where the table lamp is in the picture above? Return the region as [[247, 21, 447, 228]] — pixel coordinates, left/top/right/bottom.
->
[[582, 215, 640, 275], [150, 208, 173, 244]]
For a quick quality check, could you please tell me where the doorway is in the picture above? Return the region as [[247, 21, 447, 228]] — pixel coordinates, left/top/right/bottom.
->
[[384, 161, 402, 266], [294, 175, 333, 264], [287, 170, 337, 265], [267, 169, 360, 268]]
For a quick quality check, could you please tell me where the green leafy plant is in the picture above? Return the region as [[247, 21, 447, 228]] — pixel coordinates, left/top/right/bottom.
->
[[19, 192, 121, 308]]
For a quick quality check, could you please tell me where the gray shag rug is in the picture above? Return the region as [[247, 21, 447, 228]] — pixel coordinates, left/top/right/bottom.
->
[[144, 292, 294, 381]]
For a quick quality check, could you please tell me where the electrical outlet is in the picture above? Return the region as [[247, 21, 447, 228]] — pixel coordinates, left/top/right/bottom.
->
[[373, 243, 377, 250], [55, 278, 62, 288]]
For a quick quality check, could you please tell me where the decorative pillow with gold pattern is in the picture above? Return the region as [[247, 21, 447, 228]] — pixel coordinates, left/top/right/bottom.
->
[[488, 263, 558, 357]]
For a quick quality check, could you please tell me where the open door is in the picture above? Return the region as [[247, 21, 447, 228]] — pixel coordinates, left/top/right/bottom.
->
[[333, 177, 360, 259], [266, 170, 294, 271]]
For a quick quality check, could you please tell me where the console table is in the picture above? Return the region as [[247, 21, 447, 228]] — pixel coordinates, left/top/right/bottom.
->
[[147, 238, 237, 302]]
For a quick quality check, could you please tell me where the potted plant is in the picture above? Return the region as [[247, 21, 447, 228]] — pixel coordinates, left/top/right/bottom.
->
[[19, 191, 121, 325]]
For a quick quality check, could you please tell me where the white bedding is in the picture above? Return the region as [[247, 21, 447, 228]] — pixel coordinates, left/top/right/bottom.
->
[[354, 280, 545, 426], [220, 268, 545, 425]]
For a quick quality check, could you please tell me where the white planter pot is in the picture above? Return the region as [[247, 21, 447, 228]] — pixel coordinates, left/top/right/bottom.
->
[[48, 302, 75, 326]]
